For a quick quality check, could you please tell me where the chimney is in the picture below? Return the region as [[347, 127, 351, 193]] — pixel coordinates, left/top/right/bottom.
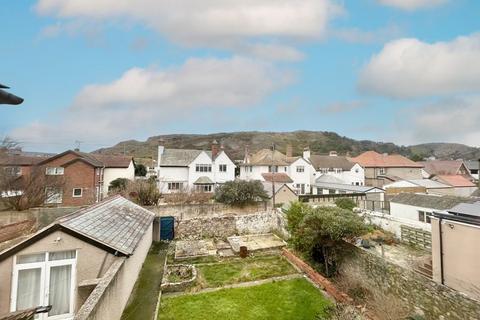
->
[[74, 148, 80, 152], [244, 145, 250, 163], [286, 144, 293, 158], [329, 151, 338, 157], [157, 145, 164, 169], [211, 140, 219, 159], [303, 147, 311, 160]]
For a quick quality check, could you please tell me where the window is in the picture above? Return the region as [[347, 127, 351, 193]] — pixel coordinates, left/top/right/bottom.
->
[[195, 164, 212, 172], [268, 166, 278, 173], [378, 168, 386, 175], [4, 166, 21, 176], [320, 168, 328, 174], [219, 164, 227, 172], [11, 251, 76, 318], [195, 184, 213, 192], [334, 168, 342, 174], [296, 166, 304, 173], [72, 188, 82, 197], [284, 167, 287, 172], [168, 182, 182, 191], [45, 187, 62, 204], [418, 210, 432, 223], [45, 167, 64, 175]]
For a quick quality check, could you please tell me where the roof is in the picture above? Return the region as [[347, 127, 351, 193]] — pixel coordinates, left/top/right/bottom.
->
[[261, 172, 293, 183], [309, 155, 355, 171], [314, 182, 384, 193], [448, 202, 480, 218], [420, 160, 466, 176], [0, 196, 154, 261], [434, 175, 476, 187], [315, 174, 346, 184], [243, 149, 297, 166], [261, 182, 296, 198], [90, 154, 132, 168], [390, 193, 475, 210], [0, 154, 48, 166], [193, 176, 214, 184], [350, 151, 423, 168], [160, 149, 203, 166], [385, 179, 451, 189], [465, 160, 479, 170]]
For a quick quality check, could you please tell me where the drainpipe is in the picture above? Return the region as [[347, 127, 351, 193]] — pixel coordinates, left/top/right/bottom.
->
[[438, 217, 445, 285]]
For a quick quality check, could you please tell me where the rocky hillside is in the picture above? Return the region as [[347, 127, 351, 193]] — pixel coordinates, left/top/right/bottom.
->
[[94, 131, 480, 162]]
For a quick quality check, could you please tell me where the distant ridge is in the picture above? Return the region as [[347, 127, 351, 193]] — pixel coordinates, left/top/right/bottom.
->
[[93, 131, 480, 162]]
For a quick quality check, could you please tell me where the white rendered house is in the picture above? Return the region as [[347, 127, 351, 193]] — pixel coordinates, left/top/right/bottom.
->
[[156, 141, 235, 193], [306, 151, 365, 186]]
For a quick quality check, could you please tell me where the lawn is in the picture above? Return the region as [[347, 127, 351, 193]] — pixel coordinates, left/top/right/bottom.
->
[[158, 278, 333, 320], [121, 242, 168, 320], [194, 255, 297, 288]]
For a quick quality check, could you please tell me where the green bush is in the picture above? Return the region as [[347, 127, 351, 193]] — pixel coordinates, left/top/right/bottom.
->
[[215, 180, 268, 207], [109, 178, 130, 192], [334, 198, 356, 211], [134, 163, 147, 176]]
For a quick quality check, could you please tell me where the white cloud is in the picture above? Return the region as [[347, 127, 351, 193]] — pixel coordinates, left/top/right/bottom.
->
[[36, 0, 341, 59], [332, 24, 403, 44], [11, 56, 293, 149], [377, 0, 447, 10], [397, 96, 480, 146], [321, 100, 366, 113], [359, 34, 480, 98]]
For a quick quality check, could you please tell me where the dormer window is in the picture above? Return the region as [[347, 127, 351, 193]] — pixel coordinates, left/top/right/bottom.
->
[[46, 167, 64, 175]]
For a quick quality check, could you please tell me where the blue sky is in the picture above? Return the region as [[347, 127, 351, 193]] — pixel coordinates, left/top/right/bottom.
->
[[1, 0, 480, 152]]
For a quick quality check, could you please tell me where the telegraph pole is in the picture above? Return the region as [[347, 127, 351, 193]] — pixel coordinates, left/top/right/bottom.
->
[[271, 143, 276, 209]]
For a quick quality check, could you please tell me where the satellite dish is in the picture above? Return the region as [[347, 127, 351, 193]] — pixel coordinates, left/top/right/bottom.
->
[[0, 83, 23, 105]]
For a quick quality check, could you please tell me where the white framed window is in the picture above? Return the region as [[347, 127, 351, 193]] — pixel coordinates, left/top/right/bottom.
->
[[296, 166, 304, 173], [320, 168, 328, 174], [378, 168, 386, 175], [195, 164, 212, 172], [45, 187, 63, 204], [4, 166, 21, 176], [418, 211, 432, 224], [46, 167, 64, 176], [11, 250, 77, 319], [219, 164, 227, 172], [334, 168, 342, 174], [72, 188, 83, 198], [168, 182, 182, 190]]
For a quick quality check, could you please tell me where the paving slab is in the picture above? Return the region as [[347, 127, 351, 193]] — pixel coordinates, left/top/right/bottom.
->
[[175, 239, 217, 259], [227, 233, 286, 253]]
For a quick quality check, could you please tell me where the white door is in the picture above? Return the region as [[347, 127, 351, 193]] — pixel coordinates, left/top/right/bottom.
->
[[11, 251, 76, 320]]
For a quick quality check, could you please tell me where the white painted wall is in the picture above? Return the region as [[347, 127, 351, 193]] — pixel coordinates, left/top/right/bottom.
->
[[103, 161, 135, 196], [363, 210, 431, 238], [389, 202, 434, 231], [288, 158, 314, 194], [158, 149, 235, 193], [311, 163, 365, 186]]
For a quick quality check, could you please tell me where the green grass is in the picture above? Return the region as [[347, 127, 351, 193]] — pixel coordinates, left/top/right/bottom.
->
[[121, 242, 168, 320], [195, 255, 297, 288], [159, 278, 333, 320]]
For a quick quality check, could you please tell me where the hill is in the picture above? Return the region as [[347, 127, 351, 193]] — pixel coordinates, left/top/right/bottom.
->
[[93, 131, 480, 162]]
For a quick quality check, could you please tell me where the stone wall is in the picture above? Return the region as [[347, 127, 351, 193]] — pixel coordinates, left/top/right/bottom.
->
[[148, 202, 267, 220], [0, 219, 35, 242], [0, 206, 81, 227], [339, 244, 480, 320], [175, 209, 288, 240]]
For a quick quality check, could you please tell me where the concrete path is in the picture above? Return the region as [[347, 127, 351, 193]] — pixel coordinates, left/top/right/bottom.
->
[[163, 273, 303, 298]]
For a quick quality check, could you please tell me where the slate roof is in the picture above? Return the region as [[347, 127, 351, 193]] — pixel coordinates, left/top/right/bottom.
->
[[350, 151, 423, 168], [309, 155, 355, 171], [242, 149, 298, 166], [160, 149, 205, 166], [448, 202, 480, 218], [0, 196, 154, 260], [465, 160, 479, 171], [420, 160, 466, 176], [261, 173, 293, 183], [434, 175, 476, 187], [193, 176, 214, 184], [390, 193, 475, 210]]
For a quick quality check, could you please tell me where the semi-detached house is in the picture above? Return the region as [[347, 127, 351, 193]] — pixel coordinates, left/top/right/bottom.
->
[[156, 141, 235, 193]]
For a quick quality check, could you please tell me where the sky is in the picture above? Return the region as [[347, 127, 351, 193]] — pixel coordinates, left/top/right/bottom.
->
[[1, 0, 480, 152]]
